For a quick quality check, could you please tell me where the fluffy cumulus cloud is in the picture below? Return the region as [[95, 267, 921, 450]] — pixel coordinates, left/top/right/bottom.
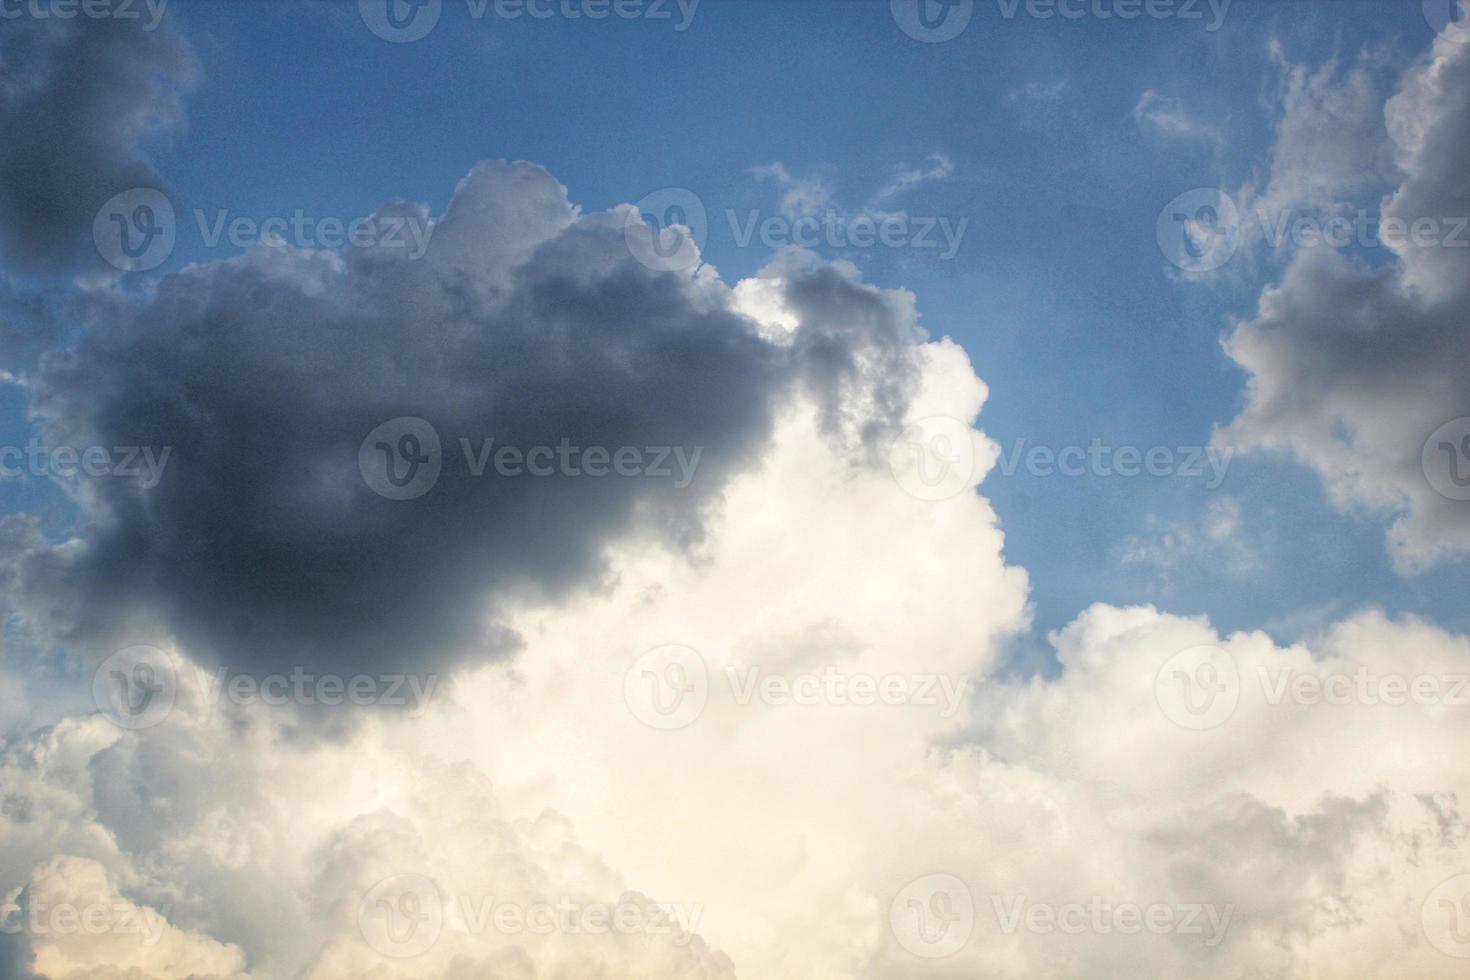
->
[[2, 166, 1469, 977], [0, 14, 195, 276], [1220, 29, 1470, 573], [6, 17, 1470, 980]]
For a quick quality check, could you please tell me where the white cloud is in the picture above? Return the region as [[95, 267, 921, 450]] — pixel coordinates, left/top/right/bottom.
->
[[1132, 90, 1210, 138]]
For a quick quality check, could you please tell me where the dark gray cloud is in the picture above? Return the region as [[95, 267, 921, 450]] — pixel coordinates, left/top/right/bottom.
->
[[24, 162, 922, 679], [1219, 31, 1470, 573], [0, 14, 195, 276]]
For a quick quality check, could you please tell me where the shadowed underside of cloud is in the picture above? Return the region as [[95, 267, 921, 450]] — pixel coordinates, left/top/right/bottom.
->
[[0, 15, 195, 277], [19, 161, 926, 678], [1219, 30, 1470, 573]]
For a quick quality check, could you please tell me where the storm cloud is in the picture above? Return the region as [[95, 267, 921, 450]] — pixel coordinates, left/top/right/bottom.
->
[[0, 14, 195, 276], [23, 162, 924, 679]]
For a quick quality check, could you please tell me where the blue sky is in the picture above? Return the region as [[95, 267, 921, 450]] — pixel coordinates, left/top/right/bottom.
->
[[12, 0, 1465, 653]]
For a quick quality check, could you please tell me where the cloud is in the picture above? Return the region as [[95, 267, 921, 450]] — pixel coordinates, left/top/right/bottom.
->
[[1219, 28, 1470, 572], [11, 161, 930, 687], [1132, 90, 1210, 138], [1007, 80, 1070, 105], [0, 16, 196, 277], [2, 209, 1468, 976], [873, 154, 955, 203], [1247, 48, 1399, 215], [751, 162, 834, 220]]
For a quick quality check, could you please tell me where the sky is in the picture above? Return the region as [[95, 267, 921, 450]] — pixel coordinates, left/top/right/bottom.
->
[[1, 0, 1470, 977]]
